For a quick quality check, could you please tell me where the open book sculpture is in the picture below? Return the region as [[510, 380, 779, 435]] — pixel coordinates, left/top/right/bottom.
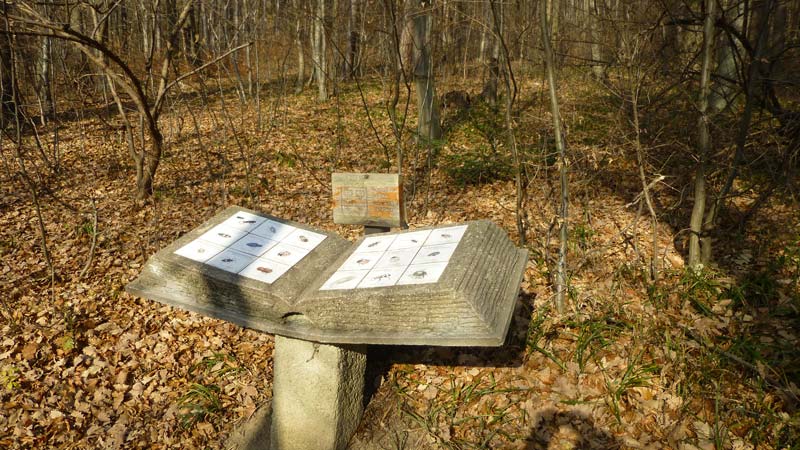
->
[[126, 206, 528, 346]]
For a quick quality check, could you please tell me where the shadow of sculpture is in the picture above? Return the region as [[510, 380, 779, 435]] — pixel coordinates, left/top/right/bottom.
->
[[361, 290, 534, 407], [524, 407, 620, 450]]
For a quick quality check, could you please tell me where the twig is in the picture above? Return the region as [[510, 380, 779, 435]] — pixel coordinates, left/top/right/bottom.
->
[[79, 197, 98, 279], [285, 140, 329, 191], [683, 327, 799, 404], [163, 42, 253, 95]]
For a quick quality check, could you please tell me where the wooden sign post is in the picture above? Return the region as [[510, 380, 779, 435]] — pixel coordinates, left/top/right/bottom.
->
[[332, 172, 405, 231]]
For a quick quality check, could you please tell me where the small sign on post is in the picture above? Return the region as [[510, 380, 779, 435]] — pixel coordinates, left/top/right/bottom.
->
[[332, 173, 405, 229]]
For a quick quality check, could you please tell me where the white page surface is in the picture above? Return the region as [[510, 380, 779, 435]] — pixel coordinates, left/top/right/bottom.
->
[[239, 258, 292, 284], [174, 240, 226, 263]]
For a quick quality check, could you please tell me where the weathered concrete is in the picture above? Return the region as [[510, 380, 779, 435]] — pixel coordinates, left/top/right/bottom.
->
[[127, 207, 528, 347], [269, 335, 367, 450]]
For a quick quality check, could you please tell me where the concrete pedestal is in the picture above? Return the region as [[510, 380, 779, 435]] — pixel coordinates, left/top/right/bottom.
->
[[269, 335, 367, 450]]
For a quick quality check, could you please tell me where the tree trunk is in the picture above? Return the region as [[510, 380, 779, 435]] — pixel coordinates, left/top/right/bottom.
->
[[479, 0, 489, 65], [541, 0, 568, 313], [294, 0, 305, 92], [313, 0, 328, 101], [347, 0, 359, 78], [701, 0, 774, 264], [589, 0, 605, 80], [1, 1, 22, 129], [137, 129, 164, 200], [548, 0, 560, 64], [183, 4, 201, 66], [688, 0, 716, 269], [37, 1, 54, 122], [411, 0, 441, 141], [709, 0, 742, 113]]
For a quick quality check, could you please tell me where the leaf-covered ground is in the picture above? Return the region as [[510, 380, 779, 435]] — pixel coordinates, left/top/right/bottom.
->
[[1, 75, 798, 449]]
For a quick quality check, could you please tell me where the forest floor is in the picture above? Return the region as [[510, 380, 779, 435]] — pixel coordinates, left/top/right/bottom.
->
[[1, 72, 799, 449]]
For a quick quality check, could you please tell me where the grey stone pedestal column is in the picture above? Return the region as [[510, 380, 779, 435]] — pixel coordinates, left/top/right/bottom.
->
[[269, 335, 367, 450]]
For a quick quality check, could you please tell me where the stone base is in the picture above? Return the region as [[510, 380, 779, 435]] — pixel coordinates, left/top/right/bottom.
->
[[227, 336, 367, 450]]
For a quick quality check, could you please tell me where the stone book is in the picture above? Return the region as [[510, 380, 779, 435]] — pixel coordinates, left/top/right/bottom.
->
[[126, 206, 528, 346]]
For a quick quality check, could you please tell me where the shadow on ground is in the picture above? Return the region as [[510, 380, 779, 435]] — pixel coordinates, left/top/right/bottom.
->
[[524, 407, 620, 450]]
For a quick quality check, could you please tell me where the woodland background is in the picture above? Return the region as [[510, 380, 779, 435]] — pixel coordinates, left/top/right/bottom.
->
[[1, 0, 799, 448]]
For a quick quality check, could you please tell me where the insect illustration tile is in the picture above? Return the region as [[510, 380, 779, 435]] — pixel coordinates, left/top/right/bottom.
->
[[339, 251, 383, 271], [320, 269, 370, 290], [374, 248, 419, 269], [388, 230, 431, 250], [411, 243, 458, 265], [239, 258, 292, 284], [198, 224, 250, 247], [228, 234, 279, 257], [355, 234, 396, 253], [423, 225, 468, 246], [261, 242, 310, 266], [220, 211, 267, 232], [251, 219, 296, 241], [284, 228, 327, 251], [357, 267, 405, 288], [397, 262, 449, 285], [206, 248, 257, 273], [174, 239, 226, 263]]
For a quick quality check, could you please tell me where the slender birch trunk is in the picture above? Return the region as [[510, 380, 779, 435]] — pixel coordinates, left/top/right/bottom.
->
[[688, 0, 716, 269], [541, 0, 568, 313]]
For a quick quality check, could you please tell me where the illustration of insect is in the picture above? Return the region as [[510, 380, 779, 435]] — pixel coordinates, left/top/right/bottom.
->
[[278, 251, 291, 257], [246, 242, 263, 248], [440, 233, 452, 239], [389, 256, 401, 263], [427, 251, 440, 257], [236, 216, 244, 219], [411, 270, 427, 279], [257, 266, 273, 273], [298, 235, 309, 242], [197, 248, 205, 253], [242, 220, 256, 224], [357, 258, 370, 265], [368, 241, 380, 247], [269, 226, 277, 233], [222, 258, 234, 263], [373, 273, 391, 281], [218, 233, 232, 238]]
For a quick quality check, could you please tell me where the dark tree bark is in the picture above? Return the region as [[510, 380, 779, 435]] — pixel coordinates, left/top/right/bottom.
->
[[1, 2, 19, 127]]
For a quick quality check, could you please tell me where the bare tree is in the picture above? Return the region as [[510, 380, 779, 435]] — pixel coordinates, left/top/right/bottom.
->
[[4, 0, 249, 199]]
